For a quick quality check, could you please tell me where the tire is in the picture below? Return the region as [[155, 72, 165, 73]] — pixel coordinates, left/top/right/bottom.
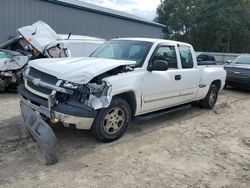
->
[[199, 84, 219, 109], [91, 97, 131, 142]]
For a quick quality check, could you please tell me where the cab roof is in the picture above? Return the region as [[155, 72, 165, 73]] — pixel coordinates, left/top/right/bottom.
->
[[112, 38, 192, 46]]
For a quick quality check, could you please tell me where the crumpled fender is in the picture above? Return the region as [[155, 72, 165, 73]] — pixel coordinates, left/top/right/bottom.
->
[[88, 81, 113, 110]]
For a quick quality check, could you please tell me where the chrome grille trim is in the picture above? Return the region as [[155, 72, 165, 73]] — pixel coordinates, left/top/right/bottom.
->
[[25, 75, 73, 95], [24, 67, 73, 98]]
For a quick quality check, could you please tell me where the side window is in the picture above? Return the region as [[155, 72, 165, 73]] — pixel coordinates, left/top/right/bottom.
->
[[209, 55, 216, 61], [197, 54, 209, 62], [178, 46, 194, 69], [152, 46, 178, 69]]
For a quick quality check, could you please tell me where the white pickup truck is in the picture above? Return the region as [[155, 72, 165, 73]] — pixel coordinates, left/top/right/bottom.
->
[[18, 38, 226, 165]]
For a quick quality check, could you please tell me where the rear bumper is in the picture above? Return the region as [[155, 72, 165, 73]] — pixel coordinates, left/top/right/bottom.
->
[[18, 84, 97, 130]]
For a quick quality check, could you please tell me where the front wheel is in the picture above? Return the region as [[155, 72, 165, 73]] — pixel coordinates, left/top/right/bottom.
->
[[199, 84, 219, 109], [91, 97, 131, 142]]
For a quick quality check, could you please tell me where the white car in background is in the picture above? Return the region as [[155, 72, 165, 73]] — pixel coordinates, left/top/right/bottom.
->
[[0, 21, 105, 91]]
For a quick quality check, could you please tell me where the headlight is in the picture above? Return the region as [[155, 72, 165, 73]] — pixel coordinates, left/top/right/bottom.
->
[[62, 81, 79, 89]]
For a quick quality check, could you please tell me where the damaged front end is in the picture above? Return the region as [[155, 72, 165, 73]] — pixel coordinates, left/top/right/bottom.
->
[[77, 81, 112, 110], [18, 64, 134, 165], [19, 80, 112, 165], [56, 79, 113, 111]]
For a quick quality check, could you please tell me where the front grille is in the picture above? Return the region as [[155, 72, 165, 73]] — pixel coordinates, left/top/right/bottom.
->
[[228, 72, 249, 78], [29, 67, 58, 84], [26, 67, 58, 96], [227, 72, 249, 83], [27, 80, 52, 95]]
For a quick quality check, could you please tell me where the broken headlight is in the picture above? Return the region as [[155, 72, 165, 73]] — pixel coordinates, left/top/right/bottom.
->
[[87, 81, 112, 109], [87, 82, 106, 94]]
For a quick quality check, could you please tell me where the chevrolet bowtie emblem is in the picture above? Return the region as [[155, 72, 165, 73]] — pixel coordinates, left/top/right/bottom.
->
[[234, 72, 240, 75], [32, 78, 41, 86]]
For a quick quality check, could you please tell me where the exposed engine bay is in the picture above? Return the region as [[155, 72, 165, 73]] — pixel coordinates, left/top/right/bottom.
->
[[55, 65, 134, 110]]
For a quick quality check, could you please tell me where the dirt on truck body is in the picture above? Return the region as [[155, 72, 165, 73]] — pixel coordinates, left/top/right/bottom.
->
[[0, 88, 250, 188]]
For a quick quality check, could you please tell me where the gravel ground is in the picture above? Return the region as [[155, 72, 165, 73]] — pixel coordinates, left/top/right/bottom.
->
[[0, 88, 250, 188]]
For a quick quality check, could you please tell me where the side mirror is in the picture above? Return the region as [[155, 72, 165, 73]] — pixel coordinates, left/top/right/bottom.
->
[[226, 60, 232, 64], [148, 60, 168, 71]]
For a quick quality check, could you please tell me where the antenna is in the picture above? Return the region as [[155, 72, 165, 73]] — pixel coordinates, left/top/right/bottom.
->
[[32, 27, 37, 35], [67, 33, 72, 40]]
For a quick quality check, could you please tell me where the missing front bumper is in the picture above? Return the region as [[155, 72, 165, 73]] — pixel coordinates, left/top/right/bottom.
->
[[18, 84, 96, 130], [20, 101, 58, 165], [18, 85, 98, 165]]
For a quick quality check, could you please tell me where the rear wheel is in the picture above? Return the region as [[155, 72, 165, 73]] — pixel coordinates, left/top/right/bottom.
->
[[91, 97, 131, 142], [199, 84, 218, 109]]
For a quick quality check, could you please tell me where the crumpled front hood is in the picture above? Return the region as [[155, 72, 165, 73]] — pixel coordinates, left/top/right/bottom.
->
[[17, 21, 60, 53], [28, 57, 136, 84]]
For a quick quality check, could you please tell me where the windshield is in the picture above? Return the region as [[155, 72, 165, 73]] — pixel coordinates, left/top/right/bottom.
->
[[0, 50, 21, 59], [90, 40, 153, 67], [233, 55, 250, 64]]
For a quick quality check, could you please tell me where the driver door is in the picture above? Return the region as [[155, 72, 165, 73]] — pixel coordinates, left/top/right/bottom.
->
[[141, 44, 182, 113]]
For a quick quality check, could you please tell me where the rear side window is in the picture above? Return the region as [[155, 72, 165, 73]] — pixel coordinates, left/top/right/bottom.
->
[[178, 46, 194, 69], [197, 54, 209, 62], [209, 55, 216, 61], [152, 46, 178, 69]]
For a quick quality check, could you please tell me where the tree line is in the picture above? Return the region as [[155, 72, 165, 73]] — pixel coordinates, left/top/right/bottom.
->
[[155, 0, 250, 53]]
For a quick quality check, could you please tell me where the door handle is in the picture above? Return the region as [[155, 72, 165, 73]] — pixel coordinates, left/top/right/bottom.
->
[[175, 75, 181, 81]]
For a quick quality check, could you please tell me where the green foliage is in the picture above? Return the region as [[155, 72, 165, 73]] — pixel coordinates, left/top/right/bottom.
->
[[155, 0, 250, 53]]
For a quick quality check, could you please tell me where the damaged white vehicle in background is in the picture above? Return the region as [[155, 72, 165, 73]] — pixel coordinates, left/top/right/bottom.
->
[[0, 50, 28, 91], [0, 21, 105, 91]]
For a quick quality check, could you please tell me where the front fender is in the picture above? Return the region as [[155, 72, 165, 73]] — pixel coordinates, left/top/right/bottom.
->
[[103, 71, 143, 115]]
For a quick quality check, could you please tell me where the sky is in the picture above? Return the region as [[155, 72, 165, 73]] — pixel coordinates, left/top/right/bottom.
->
[[79, 0, 161, 21]]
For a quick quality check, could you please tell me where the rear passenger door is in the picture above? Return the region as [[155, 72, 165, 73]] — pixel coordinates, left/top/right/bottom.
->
[[177, 45, 199, 102]]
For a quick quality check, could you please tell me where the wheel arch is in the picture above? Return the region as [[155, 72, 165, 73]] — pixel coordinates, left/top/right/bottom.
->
[[211, 79, 221, 90], [114, 91, 137, 117]]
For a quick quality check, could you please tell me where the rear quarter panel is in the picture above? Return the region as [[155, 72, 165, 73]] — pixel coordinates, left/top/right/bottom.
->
[[196, 66, 226, 100]]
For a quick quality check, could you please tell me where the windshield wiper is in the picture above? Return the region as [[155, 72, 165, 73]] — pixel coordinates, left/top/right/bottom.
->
[[32, 27, 38, 35]]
